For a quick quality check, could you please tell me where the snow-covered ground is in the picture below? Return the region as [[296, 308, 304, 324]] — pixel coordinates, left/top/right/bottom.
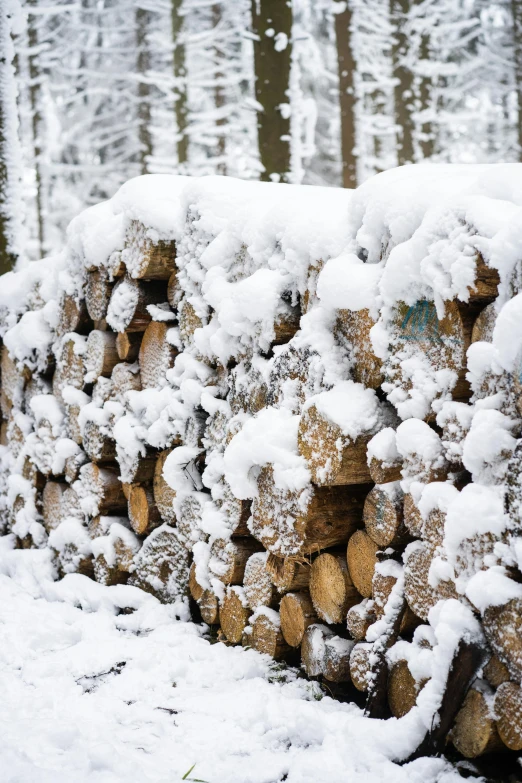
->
[[0, 537, 462, 783]]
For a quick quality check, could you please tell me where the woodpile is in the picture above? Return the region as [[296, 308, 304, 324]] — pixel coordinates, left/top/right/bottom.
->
[[1, 173, 520, 769]]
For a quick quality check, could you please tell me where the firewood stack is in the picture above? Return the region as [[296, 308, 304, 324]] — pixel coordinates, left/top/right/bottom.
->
[[1, 171, 522, 764]]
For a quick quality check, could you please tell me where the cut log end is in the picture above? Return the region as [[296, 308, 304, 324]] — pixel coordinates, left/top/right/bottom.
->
[[280, 592, 317, 647], [347, 530, 379, 599], [220, 586, 251, 643], [495, 681, 522, 751], [251, 612, 290, 660], [310, 552, 359, 624], [452, 686, 503, 758], [128, 485, 162, 536]]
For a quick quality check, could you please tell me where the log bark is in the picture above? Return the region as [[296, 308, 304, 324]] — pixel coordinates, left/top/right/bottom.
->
[[107, 277, 167, 333], [220, 585, 251, 643], [86, 268, 113, 322], [346, 599, 376, 641], [335, 309, 382, 389], [252, 465, 367, 556], [495, 681, 522, 751], [452, 685, 504, 758], [128, 485, 163, 536], [483, 598, 522, 681], [280, 591, 317, 648], [84, 330, 119, 382], [139, 320, 178, 389], [404, 541, 457, 622], [153, 449, 177, 525], [243, 551, 277, 611], [298, 403, 372, 486], [363, 483, 408, 548], [208, 537, 262, 585], [250, 611, 291, 660], [309, 552, 359, 624], [124, 220, 177, 280], [346, 530, 379, 599], [116, 331, 142, 363], [42, 481, 67, 531]]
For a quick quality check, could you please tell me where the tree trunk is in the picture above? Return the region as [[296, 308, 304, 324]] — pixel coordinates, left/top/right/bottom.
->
[[416, 8, 433, 159], [172, 0, 188, 167], [334, 2, 357, 188], [27, 0, 45, 256], [213, 3, 226, 174], [0, 1, 22, 275], [390, 0, 414, 165], [512, 0, 522, 161], [251, 0, 292, 182], [136, 6, 152, 175]]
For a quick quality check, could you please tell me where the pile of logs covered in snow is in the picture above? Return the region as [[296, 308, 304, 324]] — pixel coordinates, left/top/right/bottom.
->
[[2, 169, 522, 764]]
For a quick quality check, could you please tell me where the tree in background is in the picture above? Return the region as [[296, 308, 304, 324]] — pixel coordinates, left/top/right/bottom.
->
[[136, 4, 152, 175], [26, 0, 45, 257], [0, 0, 23, 274], [172, 0, 188, 168], [6, 0, 522, 260], [251, 0, 293, 182], [390, 0, 415, 165], [333, 0, 356, 187]]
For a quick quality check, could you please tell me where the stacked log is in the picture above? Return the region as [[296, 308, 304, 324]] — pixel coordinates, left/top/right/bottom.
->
[[1, 178, 521, 769]]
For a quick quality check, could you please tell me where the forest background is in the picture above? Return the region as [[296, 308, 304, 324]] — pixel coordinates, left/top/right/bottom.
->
[[1, 0, 522, 269]]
